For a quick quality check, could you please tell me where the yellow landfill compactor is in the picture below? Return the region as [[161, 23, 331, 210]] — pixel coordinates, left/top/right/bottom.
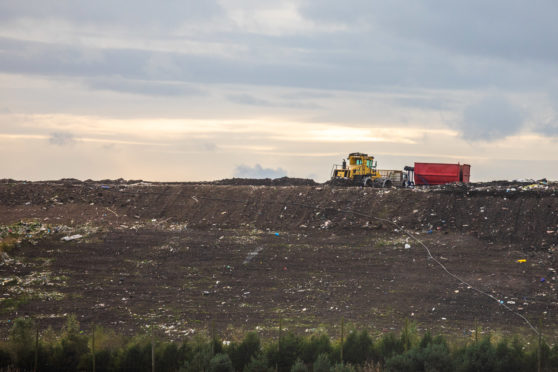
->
[[331, 152, 393, 187]]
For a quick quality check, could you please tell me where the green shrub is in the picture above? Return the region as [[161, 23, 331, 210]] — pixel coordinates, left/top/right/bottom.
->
[[385, 342, 452, 372], [182, 336, 213, 372], [399, 320, 418, 352], [455, 336, 495, 372], [313, 353, 331, 372], [9, 317, 36, 371], [492, 338, 525, 372], [243, 352, 272, 372], [376, 333, 404, 364], [290, 358, 308, 372], [301, 333, 332, 364], [209, 353, 234, 372], [56, 316, 90, 372], [118, 341, 152, 372], [228, 331, 261, 371], [0, 343, 11, 370], [342, 330, 374, 365], [156, 342, 183, 372], [266, 332, 303, 372], [331, 363, 356, 372]]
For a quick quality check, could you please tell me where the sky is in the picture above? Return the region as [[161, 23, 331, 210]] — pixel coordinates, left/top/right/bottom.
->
[[1, 1, 557, 182]]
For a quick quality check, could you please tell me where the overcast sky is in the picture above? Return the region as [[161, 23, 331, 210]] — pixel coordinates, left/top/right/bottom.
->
[[1, 1, 557, 182]]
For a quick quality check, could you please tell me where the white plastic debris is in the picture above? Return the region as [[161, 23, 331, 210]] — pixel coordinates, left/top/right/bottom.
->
[[61, 234, 83, 241]]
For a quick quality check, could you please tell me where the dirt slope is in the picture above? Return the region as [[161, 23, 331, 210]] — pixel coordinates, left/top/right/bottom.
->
[[0, 180, 557, 341]]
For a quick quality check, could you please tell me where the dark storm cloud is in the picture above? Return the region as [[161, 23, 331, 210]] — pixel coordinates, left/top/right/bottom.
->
[[457, 96, 524, 141], [233, 164, 286, 179], [49, 132, 76, 146]]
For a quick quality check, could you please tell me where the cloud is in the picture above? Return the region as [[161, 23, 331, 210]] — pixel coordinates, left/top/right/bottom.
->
[[457, 96, 524, 141], [227, 94, 274, 106], [233, 164, 287, 178], [48, 132, 76, 146], [226, 93, 321, 109], [0, 1, 224, 31], [87, 77, 204, 97]]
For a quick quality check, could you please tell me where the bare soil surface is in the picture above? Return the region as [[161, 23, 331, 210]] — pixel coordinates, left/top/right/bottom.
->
[[0, 179, 557, 342]]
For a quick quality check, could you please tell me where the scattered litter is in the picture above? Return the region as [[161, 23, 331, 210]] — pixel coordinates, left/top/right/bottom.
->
[[541, 278, 546, 283], [243, 246, 264, 264], [61, 234, 83, 241], [274, 232, 280, 236], [404, 243, 411, 249], [516, 259, 526, 263]]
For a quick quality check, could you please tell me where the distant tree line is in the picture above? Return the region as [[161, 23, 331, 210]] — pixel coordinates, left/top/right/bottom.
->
[[1, 316, 557, 371]]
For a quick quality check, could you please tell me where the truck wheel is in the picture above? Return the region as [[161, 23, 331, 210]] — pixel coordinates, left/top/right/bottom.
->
[[364, 177, 373, 187], [383, 179, 392, 188]]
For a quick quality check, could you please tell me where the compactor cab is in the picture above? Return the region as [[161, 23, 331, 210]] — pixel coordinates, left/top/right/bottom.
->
[[331, 152, 392, 187]]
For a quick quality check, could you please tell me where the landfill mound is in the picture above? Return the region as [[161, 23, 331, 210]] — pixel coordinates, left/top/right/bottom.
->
[[0, 180, 556, 340], [212, 177, 319, 186]]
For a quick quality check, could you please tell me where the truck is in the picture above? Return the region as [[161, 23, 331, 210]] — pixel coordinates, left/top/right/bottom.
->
[[412, 162, 471, 185], [331, 152, 394, 187], [331, 153, 471, 187]]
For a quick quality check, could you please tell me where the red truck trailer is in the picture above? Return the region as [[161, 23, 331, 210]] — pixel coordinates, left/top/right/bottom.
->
[[413, 162, 470, 185]]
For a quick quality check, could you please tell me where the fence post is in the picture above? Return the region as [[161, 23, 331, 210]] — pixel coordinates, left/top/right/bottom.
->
[[474, 319, 478, 343], [34, 323, 39, 372], [151, 324, 155, 372], [92, 324, 96, 372], [538, 317, 542, 372], [340, 317, 344, 364], [276, 318, 282, 372], [211, 320, 215, 355]]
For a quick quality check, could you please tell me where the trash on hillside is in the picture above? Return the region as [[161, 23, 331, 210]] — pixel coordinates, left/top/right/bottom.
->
[[61, 234, 83, 241], [321, 220, 332, 229]]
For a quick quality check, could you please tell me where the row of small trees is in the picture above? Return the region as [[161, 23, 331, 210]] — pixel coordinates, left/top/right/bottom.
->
[[1, 316, 557, 371]]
